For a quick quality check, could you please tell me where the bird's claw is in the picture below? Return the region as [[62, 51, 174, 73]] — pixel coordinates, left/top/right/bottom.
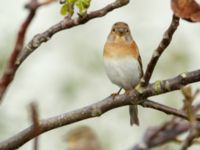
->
[[111, 88, 122, 100]]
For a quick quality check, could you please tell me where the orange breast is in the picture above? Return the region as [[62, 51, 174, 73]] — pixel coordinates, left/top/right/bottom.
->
[[103, 41, 139, 59]]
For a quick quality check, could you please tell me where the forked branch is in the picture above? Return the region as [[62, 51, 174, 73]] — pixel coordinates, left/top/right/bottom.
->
[[0, 69, 200, 149]]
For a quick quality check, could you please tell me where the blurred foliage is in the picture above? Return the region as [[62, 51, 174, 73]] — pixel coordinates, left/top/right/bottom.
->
[[61, 44, 103, 99], [60, 0, 91, 16], [73, 47, 103, 73], [61, 78, 85, 98], [156, 47, 189, 78], [64, 125, 102, 150], [0, 112, 8, 139]]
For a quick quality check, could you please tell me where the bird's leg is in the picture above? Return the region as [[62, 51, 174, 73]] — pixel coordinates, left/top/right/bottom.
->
[[124, 89, 135, 100], [125, 89, 131, 95], [111, 88, 122, 99]]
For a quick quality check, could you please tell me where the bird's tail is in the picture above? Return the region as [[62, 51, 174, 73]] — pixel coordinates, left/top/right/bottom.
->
[[129, 105, 139, 126]]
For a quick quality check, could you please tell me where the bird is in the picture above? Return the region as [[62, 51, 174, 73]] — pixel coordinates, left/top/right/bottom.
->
[[65, 126, 102, 150], [103, 22, 143, 126]]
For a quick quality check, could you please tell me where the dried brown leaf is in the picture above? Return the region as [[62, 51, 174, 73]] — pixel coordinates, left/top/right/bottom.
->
[[171, 0, 200, 22]]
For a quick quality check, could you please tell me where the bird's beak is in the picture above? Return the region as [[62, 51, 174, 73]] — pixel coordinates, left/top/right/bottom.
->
[[118, 28, 124, 36]]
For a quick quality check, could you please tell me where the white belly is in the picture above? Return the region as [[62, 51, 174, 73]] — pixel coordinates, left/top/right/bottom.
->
[[104, 57, 141, 90]]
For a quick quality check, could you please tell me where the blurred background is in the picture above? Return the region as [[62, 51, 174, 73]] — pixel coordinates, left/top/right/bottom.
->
[[0, 0, 200, 149]]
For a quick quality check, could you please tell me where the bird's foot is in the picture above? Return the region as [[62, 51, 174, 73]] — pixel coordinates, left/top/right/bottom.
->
[[125, 89, 130, 94], [125, 89, 133, 97], [111, 88, 122, 100]]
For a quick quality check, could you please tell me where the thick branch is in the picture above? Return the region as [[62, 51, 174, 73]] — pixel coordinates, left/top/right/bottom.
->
[[141, 15, 180, 86], [0, 0, 129, 103], [16, 0, 129, 64], [0, 69, 200, 149]]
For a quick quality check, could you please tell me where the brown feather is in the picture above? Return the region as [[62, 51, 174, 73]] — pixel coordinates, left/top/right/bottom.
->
[[104, 40, 139, 59], [103, 21, 143, 126]]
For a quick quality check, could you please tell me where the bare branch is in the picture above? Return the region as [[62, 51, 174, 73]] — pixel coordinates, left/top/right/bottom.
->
[[0, 0, 56, 103], [30, 103, 40, 150], [0, 0, 37, 102], [0, 0, 129, 104], [141, 99, 189, 120], [180, 125, 200, 150], [16, 0, 129, 64], [180, 87, 200, 150], [141, 15, 180, 86], [132, 103, 200, 150], [0, 69, 200, 149], [132, 87, 200, 150], [132, 118, 190, 150]]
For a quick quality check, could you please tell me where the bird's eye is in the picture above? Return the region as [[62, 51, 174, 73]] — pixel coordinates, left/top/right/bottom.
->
[[112, 28, 116, 32], [125, 29, 129, 32]]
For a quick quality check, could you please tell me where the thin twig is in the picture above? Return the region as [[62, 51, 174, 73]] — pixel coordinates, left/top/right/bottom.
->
[[0, 0, 37, 102], [0, 0, 128, 104], [180, 87, 200, 150], [30, 103, 40, 150], [0, 69, 200, 149], [141, 99, 188, 120], [141, 14, 180, 86], [132, 101, 200, 150], [132, 118, 190, 150], [16, 0, 129, 64], [173, 138, 200, 145], [38, 0, 58, 7], [0, 0, 56, 103], [132, 87, 200, 150], [180, 123, 200, 150], [180, 127, 200, 150]]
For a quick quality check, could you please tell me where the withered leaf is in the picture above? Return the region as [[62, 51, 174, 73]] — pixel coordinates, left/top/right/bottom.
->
[[171, 0, 200, 22]]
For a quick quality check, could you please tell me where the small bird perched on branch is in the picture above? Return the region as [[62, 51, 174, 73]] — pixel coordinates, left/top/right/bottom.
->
[[65, 126, 102, 150], [103, 22, 143, 126]]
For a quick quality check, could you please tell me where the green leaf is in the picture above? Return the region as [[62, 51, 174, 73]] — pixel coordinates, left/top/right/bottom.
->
[[82, 0, 91, 8], [76, 0, 91, 15], [68, 0, 77, 3], [60, 4, 68, 16], [60, 0, 91, 16]]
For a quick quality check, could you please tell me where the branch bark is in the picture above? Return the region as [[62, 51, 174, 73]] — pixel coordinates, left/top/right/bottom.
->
[[30, 103, 40, 150], [0, 69, 200, 149], [0, 0, 37, 102], [0, 1, 199, 150], [180, 90, 200, 150], [0, 0, 129, 103], [16, 0, 129, 64], [141, 100, 190, 120], [132, 118, 190, 150], [0, 0, 56, 103], [132, 88, 200, 150], [141, 15, 180, 86], [132, 102, 200, 150], [180, 125, 200, 150]]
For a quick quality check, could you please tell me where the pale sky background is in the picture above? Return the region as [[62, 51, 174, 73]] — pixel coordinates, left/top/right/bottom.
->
[[0, 0, 200, 150]]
